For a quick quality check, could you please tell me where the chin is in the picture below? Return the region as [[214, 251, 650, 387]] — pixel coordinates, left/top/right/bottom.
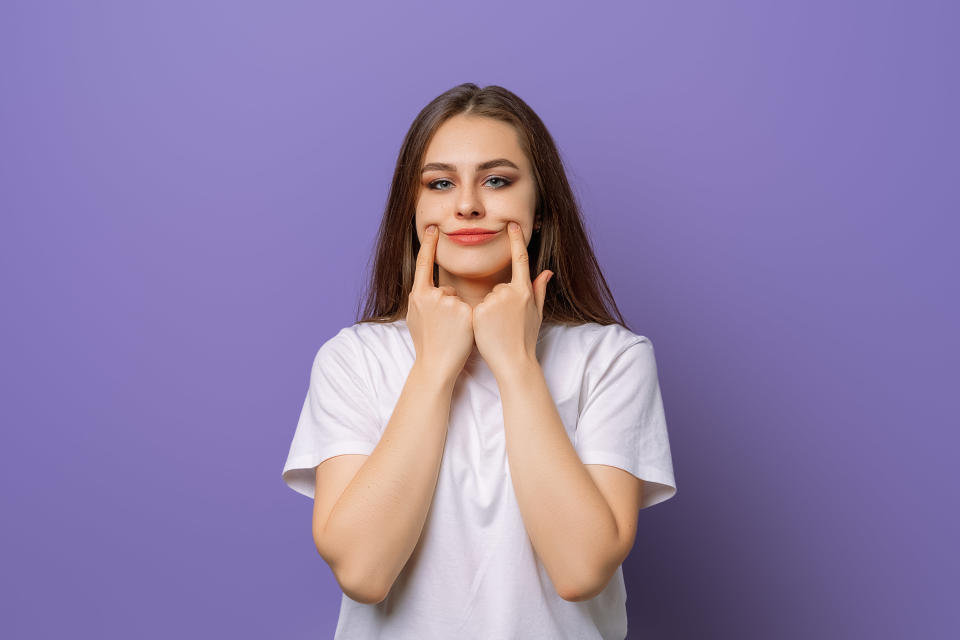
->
[[444, 265, 512, 283]]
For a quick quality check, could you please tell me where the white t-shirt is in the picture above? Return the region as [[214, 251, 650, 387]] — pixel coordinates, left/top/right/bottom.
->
[[282, 318, 677, 640]]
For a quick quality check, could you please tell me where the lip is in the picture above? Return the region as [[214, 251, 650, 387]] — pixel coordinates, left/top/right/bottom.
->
[[446, 228, 501, 246], [447, 228, 498, 236]]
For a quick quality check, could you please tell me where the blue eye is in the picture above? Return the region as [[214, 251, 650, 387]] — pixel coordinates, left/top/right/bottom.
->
[[427, 176, 513, 190], [428, 179, 454, 190]]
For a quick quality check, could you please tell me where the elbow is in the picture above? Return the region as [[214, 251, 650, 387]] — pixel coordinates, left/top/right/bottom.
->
[[321, 550, 392, 605], [339, 578, 390, 605], [557, 580, 603, 603], [555, 562, 618, 603], [313, 530, 395, 605]]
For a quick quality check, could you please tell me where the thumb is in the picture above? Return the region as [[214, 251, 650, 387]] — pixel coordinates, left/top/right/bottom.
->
[[534, 270, 553, 317]]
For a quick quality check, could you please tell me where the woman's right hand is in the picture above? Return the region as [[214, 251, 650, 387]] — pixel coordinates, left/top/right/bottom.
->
[[406, 224, 475, 381]]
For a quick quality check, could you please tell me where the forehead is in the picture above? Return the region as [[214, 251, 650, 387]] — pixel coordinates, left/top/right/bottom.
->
[[423, 115, 528, 170]]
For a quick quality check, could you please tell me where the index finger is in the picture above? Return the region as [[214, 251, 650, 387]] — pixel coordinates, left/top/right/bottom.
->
[[413, 224, 439, 290], [508, 221, 532, 288]]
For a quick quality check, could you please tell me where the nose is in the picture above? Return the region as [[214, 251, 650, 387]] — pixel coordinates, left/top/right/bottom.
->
[[456, 182, 484, 219]]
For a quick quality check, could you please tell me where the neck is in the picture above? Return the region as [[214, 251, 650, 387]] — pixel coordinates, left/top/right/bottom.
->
[[436, 265, 511, 308]]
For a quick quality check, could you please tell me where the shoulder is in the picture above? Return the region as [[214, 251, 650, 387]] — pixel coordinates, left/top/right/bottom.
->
[[546, 321, 652, 359], [349, 318, 413, 360], [318, 319, 404, 351], [542, 323, 659, 389], [313, 319, 412, 373]]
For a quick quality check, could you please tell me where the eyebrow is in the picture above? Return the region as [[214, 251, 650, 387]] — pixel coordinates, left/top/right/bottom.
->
[[420, 158, 520, 174]]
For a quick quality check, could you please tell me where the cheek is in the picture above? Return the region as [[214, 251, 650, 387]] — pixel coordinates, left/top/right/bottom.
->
[[416, 211, 445, 236], [493, 190, 535, 223], [414, 210, 433, 241]]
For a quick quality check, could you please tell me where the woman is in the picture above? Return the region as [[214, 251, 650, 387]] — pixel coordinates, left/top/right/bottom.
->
[[282, 83, 677, 639]]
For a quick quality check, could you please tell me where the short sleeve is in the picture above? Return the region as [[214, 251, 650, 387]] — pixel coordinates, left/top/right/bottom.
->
[[574, 336, 677, 509], [281, 330, 383, 500]]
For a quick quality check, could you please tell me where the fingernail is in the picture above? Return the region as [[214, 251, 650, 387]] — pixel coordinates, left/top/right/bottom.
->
[[509, 222, 519, 232], [427, 224, 436, 234]]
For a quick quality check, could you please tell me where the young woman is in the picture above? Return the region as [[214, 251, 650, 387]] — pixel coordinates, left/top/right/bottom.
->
[[282, 83, 677, 639]]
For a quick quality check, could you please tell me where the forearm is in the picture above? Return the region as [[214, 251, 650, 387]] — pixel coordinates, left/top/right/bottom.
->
[[496, 357, 620, 599], [321, 362, 455, 601]]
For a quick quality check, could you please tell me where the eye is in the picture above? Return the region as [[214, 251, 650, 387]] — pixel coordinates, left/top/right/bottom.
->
[[426, 176, 513, 190], [427, 179, 454, 190]]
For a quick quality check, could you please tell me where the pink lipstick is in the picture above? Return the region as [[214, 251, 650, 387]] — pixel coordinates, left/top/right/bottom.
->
[[446, 227, 501, 246]]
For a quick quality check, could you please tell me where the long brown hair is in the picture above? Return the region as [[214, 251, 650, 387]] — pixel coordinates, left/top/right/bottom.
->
[[355, 82, 631, 332]]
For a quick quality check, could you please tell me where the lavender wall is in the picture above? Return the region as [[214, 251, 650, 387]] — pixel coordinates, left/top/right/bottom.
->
[[2, 1, 956, 638]]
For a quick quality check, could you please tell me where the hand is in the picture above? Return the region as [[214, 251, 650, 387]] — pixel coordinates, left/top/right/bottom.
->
[[405, 224, 475, 381], [472, 221, 554, 378]]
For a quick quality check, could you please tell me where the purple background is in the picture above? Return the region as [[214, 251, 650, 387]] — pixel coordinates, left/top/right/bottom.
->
[[2, 1, 956, 638]]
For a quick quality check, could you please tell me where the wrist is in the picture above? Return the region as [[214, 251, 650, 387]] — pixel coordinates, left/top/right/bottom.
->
[[492, 353, 542, 387]]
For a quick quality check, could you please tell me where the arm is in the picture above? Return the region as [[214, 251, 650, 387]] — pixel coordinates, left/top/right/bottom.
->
[[495, 356, 636, 602], [314, 362, 456, 604]]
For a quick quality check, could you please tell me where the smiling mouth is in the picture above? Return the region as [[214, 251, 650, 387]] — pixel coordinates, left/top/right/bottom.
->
[[446, 229, 500, 236], [446, 230, 501, 245]]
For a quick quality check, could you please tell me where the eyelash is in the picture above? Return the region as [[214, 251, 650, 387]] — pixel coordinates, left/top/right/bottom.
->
[[427, 176, 513, 191]]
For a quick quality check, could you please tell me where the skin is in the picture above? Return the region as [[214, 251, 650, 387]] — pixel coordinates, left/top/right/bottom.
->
[[413, 113, 552, 371], [411, 208, 640, 601], [414, 114, 547, 310], [406, 114, 644, 601]]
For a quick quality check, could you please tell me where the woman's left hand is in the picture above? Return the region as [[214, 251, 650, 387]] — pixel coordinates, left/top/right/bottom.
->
[[473, 220, 554, 378]]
